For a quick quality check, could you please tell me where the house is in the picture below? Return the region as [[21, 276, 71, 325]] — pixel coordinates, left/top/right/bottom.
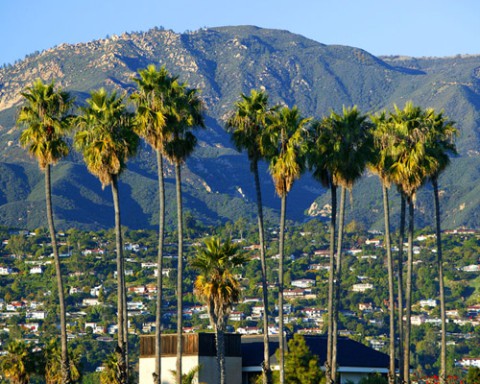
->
[[352, 283, 374, 292], [419, 299, 437, 308], [0, 266, 12, 275], [138, 333, 392, 384], [291, 278, 315, 288], [29, 266, 43, 274], [456, 357, 480, 368]]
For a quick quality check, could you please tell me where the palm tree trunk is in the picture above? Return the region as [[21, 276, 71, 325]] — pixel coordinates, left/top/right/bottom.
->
[[397, 195, 406, 384], [326, 182, 337, 384], [382, 184, 396, 384], [403, 199, 414, 384], [216, 319, 227, 384], [278, 193, 287, 384], [175, 162, 184, 384], [155, 150, 165, 384], [433, 177, 447, 384], [45, 164, 71, 384], [332, 186, 346, 383], [252, 159, 272, 384], [111, 175, 127, 384]]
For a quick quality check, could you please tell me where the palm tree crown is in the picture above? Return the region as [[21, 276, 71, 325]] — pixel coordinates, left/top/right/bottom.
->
[[262, 105, 310, 196], [74, 88, 139, 187], [192, 237, 248, 324], [18, 79, 73, 169]]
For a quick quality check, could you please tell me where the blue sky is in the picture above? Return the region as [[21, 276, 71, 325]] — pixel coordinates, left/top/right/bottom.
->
[[1, 0, 480, 66]]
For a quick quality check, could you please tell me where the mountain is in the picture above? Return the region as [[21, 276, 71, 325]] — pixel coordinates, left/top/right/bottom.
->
[[0, 25, 480, 230]]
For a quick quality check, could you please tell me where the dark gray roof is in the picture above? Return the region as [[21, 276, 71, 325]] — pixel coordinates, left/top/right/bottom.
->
[[241, 334, 391, 369]]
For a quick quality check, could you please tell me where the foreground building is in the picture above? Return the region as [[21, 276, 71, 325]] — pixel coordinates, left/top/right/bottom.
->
[[139, 333, 391, 384]]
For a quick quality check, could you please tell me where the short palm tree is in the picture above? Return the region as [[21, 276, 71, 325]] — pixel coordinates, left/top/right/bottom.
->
[[261, 105, 310, 384], [131, 64, 172, 383], [17, 79, 73, 384], [0, 340, 34, 384], [162, 79, 204, 384], [100, 353, 121, 384], [226, 89, 275, 384], [74, 88, 139, 384], [44, 339, 81, 384], [192, 237, 248, 384], [423, 109, 457, 384]]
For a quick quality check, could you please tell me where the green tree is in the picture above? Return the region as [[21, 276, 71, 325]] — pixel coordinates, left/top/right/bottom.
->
[[17, 79, 74, 384], [467, 367, 480, 384], [192, 237, 248, 384], [161, 77, 204, 384], [226, 89, 276, 384], [275, 334, 323, 384], [262, 106, 310, 384], [75, 88, 139, 384], [131, 64, 171, 383]]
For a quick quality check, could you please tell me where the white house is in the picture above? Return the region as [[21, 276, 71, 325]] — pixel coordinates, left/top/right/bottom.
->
[[352, 283, 374, 292], [291, 279, 315, 288], [29, 266, 43, 274]]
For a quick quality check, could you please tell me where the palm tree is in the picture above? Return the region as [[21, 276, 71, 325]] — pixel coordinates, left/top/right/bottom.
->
[[192, 237, 248, 384], [369, 111, 398, 384], [100, 353, 121, 384], [423, 110, 457, 384], [44, 339, 81, 384], [0, 340, 34, 384], [226, 89, 275, 384], [162, 78, 204, 384], [17, 79, 73, 384], [170, 365, 201, 384], [308, 106, 373, 383], [262, 105, 310, 384], [74, 88, 139, 384], [387, 102, 432, 384], [131, 64, 172, 383]]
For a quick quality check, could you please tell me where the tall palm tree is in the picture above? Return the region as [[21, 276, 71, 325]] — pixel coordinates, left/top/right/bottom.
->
[[423, 110, 457, 384], [192, 237, 248, 384], [0, 340, 34, 384], [162, 79, 204, 384], [226, 89, 275, 384], [131, 64, 172, 384], [17, 79, 73, 384], [74, 88, 139, 384], [369, 111, 398, 384], [308, 106, 373, 383], [262, 105, 310, 384], [387, 102, 432, 384]]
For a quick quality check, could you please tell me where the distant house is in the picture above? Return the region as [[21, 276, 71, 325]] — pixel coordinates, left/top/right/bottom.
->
[[291, 278, 316, 288], [82, 298, 100, 307], [0, 266, 12, 275], [462, 264, 480, 272], [29, 266, 43, 274], [419, 299, 437, 308], [456, 357, 480, 368], [352, 283, 374, 292]]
